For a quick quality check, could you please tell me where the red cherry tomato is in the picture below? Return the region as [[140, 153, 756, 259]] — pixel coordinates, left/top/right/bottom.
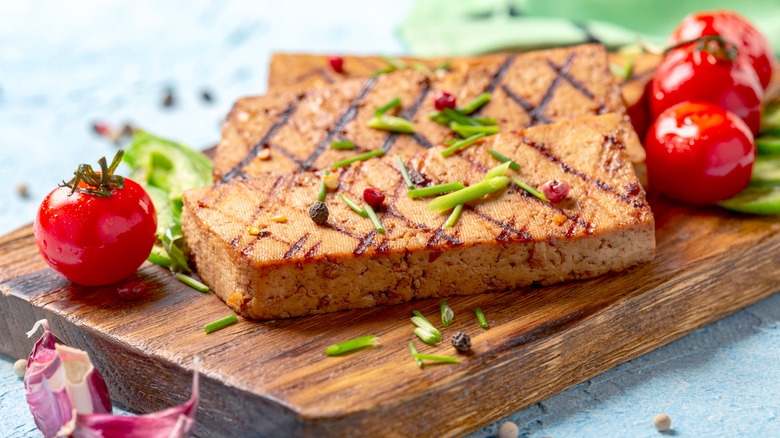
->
[[645, 101, 755, 205], [34, 158, 156, 286], [651, 40, 763, 135], [669, 10, 775, 90]]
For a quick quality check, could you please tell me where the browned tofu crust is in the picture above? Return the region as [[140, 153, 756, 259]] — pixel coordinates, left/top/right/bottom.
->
[[214, 44, 646, 186], [183, 114, 655, 320]]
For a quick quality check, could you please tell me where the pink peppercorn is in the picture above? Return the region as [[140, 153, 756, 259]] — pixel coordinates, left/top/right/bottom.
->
[[117, 281, 148, 301], [329, 56, 344, 73], [434, 91, 457, 111], [92, 122, 113, 136], [542, 180, 570, 202], [363, 187, 385, 209]]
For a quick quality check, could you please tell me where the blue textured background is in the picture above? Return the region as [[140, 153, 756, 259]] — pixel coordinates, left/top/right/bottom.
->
[[1, 1, 778, 437]]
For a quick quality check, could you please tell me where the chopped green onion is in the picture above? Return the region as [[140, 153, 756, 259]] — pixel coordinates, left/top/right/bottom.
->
[[204, 314, 237, 334], [381, 55, 407, 71], [339, 193, 369, 217], [371, 66, 396, 77], [428, 112, 451, 125], [511, 177, 549, 202], [176, 273, 210, 292], [324, 335, 379, 356], [364, 204, 385, 233], [440, 133, 486, 157], [451, 123, 499, 138], [411, 310, 442, 341], [414, 327, 439, 344], [443, 107, 480, 127], [330, 140, 356, 150], [331, 149, 384, 168], [408, 181, 465, 198], [756, 136, 780, 154], [375, 96, 401, 117], [459, 92, 491, 114], [427, 176, 510, 212], [409, 342, 423, 367], [443, 203, 464, 228], [413, 353, 460, 364], [147, 252, 171, 268], [366, 115, 415, 133], [411, 62, 432, 75], [317, 169, 329, 202], [484, 161, 511, 180], [444, 138, 460, 145], [440, 299, 454, 327], [609, 56, 634, 80], [434, 60, 451, 72], [474, 117, 497, 125], [475, 308, 489, 329], [397, 156, 415, 189], [489, 150, 521, 170]]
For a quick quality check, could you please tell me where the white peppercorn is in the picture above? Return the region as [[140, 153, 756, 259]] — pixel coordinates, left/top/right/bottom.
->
[[654, 413, 671, 432], [13, 359, 27, 378], [497, 421, 519, 438]]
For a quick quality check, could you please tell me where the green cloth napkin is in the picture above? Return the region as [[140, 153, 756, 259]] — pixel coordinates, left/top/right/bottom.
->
[[399, 0, 780, 56]]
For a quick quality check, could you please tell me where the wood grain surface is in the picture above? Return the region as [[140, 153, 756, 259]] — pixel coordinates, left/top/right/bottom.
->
[[1, 194, 779, 437]]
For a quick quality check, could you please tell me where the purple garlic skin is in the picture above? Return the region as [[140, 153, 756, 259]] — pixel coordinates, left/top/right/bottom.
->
[[24, 320, 199, 438]]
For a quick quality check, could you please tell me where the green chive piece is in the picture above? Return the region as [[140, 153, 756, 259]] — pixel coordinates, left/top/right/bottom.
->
[[176, 273, 210, 292], [375, 96, 401, 117], [443, 203, 464, 228], [444, 138, 459, 145], [474, 117, 497, 126], [434, 60, 451, 72], [408, 181, 465, 198], [609, 56, 634, 81], [489, 149, 521, 170], [451, 123, 499, 138], [411, 310, 442, 341], [426, 176, 510, 212], [364, 203, 385, 233], [756, 136, 780, 154], [381, 55, 408, 71], [330, 140, 356, 150], [440, 299, 454, 327], [414, 327, 439, 344], [459, 92, 491, 114], [324, 335, 379, 356], [366, 115, 415, 133], [475, 308, 489, 329], [339, 193, 369, 217], [441, 133, 486, 157], [371, 66, 396, 77], [331, 149, 384, 168], [204, 314, 237, 334], [413, 353, 460, 364], [409, 342, 423, 367], [397, 156, 415, 189], [484, 161, 512, 181], [147, 251, 171, 268], [511, 177, 549, 202], [317, 169, 330, 202], [428, 111, 451, 125], [443, 107, 481, 127], [411, 62, 433, 75]]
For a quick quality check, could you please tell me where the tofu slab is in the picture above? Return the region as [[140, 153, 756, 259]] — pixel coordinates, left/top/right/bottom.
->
[[184, 114, 655, 320], [214, 44, 646, 186]]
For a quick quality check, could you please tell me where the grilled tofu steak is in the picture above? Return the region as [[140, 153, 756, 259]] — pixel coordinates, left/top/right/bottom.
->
[[214, 44, 647, 186], [183, 114, 654, 320]]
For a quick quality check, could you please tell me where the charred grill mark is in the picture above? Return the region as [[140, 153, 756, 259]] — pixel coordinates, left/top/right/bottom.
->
[[483, 54, 516, 95], [304, 241, 322, 258], [284, 235, 309, 259], [462, 154, 490, 173], [426, 228, 463, 247], [269, 144, 307, 168], [354, 230, 377, 255], [377, 238, 390, 253], [500, 84, 553, 127], [293, 67, 337, 85], [532, 55, 574, 120], [241, 231, 270, 257], [300, 77, 378, 170], [412, 133, 434, 149], [219, 101, 298, 183], [383, 81, 432, 153], [546, 56, 596, 101], [507, 180, 592, 230], [466, 207, 533, 240]]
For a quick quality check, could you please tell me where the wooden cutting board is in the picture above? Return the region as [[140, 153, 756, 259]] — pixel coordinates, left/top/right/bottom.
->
[[1, 194, 779, 437]]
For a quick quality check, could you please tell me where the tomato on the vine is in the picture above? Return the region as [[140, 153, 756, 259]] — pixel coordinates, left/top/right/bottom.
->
[[668, 10, 775, 90], [645, 101, 755, 205], [34, 150, 157, 286], [650, 37, 764, 135]]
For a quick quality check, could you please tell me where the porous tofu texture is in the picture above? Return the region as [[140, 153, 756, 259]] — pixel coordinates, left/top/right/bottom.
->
[[183, 114, 654, 320]]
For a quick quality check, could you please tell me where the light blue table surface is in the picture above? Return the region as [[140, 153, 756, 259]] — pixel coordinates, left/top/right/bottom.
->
[[1, 1, 778, 437]]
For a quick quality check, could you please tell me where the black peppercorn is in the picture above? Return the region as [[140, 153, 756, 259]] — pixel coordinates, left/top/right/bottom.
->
[[451, 331, 471, 352], [309, 201, 329, 224]]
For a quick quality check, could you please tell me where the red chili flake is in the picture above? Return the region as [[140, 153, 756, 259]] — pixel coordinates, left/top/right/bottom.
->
[[363, 187, 385, 209], [117, 281, 148, 301], [542, 179, 570, 202], [434, 91, 457, 111], [329, 56, 344, 73]]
